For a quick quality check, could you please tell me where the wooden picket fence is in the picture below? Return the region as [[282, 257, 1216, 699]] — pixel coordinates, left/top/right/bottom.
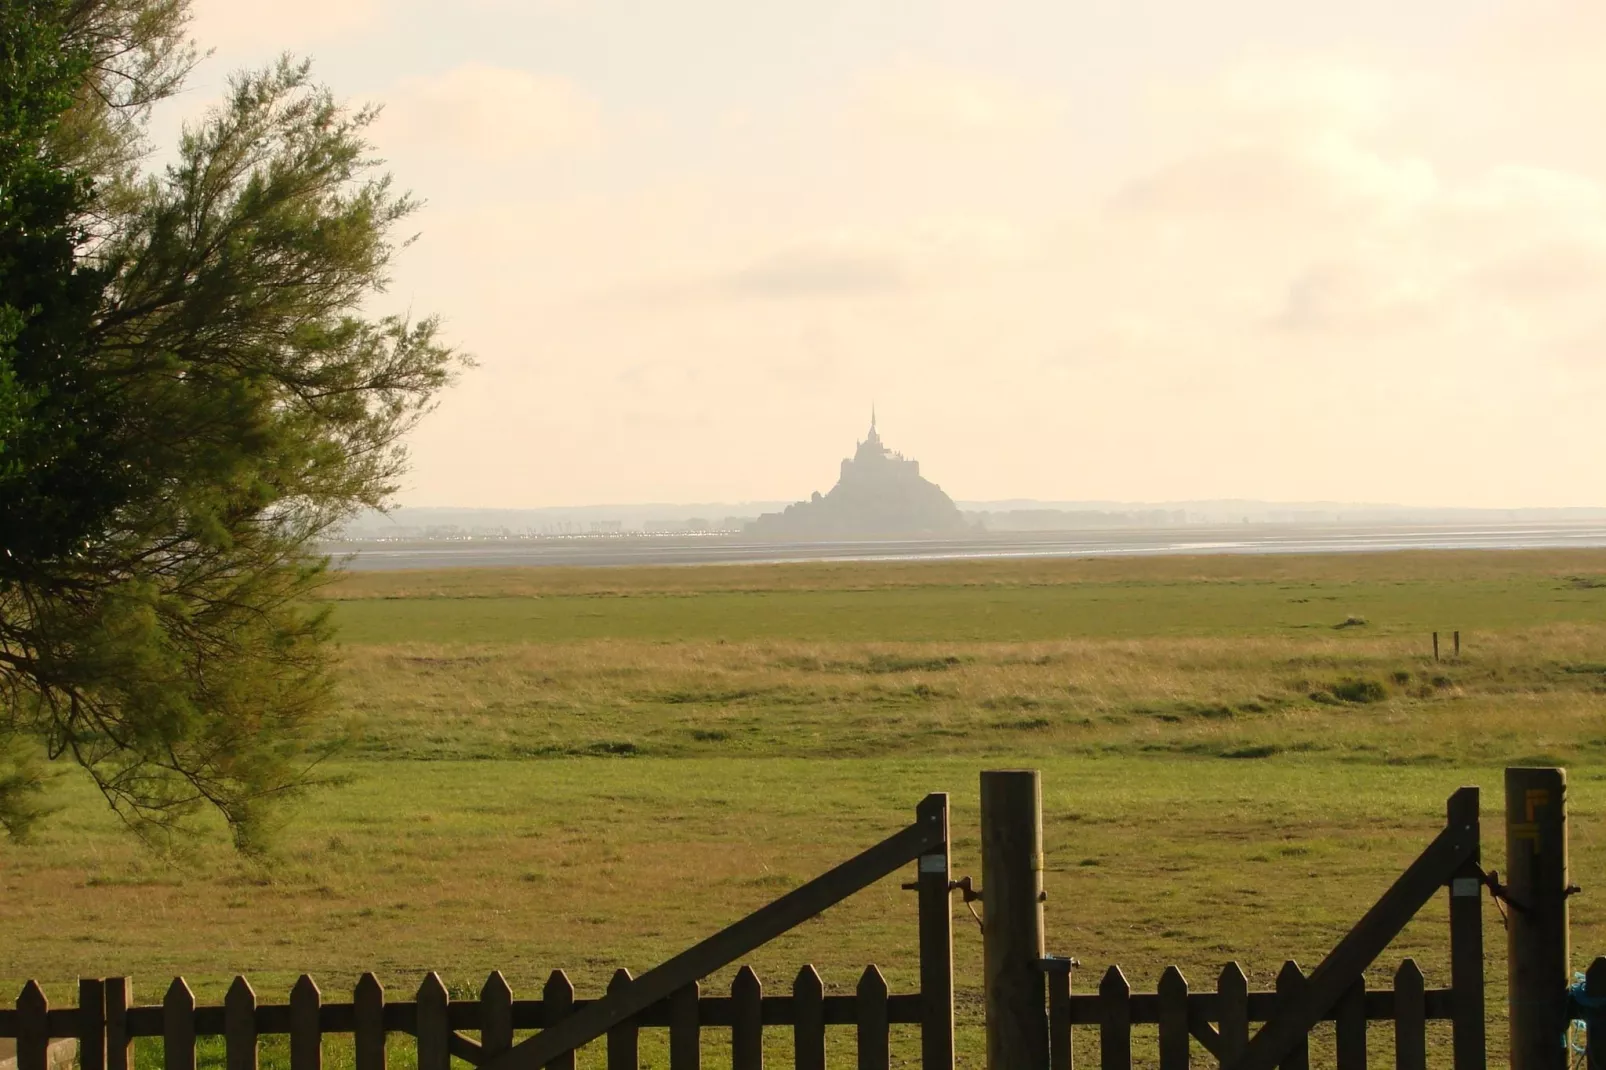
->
[[1042, 959, 1459, 1070], [3, 770, 1591, 1070], [1, 964, 922, 1070]]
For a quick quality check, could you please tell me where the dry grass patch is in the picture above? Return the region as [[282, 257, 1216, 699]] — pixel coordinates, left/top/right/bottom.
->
[[334, 625, 1606, 764]]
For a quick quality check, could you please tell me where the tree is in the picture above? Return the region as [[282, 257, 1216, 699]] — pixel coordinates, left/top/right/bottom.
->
[[0, 0, 464, 848]]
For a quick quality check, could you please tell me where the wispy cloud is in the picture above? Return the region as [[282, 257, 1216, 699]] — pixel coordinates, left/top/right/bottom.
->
[[190, 0, 380, 47], [377, 64, 601, 161]]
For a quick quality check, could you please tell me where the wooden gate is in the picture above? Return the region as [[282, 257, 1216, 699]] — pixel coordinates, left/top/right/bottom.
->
[[0, 793, 957, 1070], [2, 768, 1583, 1070], [1032, 785, 1485, 1070]]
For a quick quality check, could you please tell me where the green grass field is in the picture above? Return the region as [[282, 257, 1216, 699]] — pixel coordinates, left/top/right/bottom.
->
[[3, 549, 1605, 1068]]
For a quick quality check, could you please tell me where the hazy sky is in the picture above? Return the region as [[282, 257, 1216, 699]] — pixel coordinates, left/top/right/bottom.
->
[[169, 0, 1605, 507]]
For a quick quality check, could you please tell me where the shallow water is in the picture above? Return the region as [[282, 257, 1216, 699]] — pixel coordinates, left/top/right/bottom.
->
[[330, 522, 1606, 571]]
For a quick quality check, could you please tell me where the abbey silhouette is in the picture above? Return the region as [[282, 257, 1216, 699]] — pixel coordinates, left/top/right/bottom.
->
[[747, 412, 969, 537]]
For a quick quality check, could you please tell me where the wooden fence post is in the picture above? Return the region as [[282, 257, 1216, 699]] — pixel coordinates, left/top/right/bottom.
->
[[669, 982, 700, 1070], [1394, 960, 1426, 1070], [225, 976, 258, 1070], [731, 966, 762, 1070], [289, 975, 321, 1070], [857, 965, 891, 1070], [1506, 767, 1569, 1070], [105, 979, 131, 1070], [981, 769, 1048, 1070], [164, 977, 197, 1070], [481, 972, 513, 1062], [353, 974, 385, 1070], [542, 971, 576, 1070], [1447, 787, 1486, 1070], [416, 973, 450, 1070], [793, 968, 824, 1070], [79, 979, 107, 1070], [606, 969, 637, 1070], [916, 792, 955, 1070], [17, 981, 48, 1070]]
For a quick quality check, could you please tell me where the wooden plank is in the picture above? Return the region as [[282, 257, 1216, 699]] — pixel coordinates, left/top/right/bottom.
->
[[463, 991, 925, 1034], [380, 1002, 415, 1036], [541, 972, 575, 1070], [1187, 1015, 1223, 1062], [1273, 963, 1307, 1070], [857, 967, 889, 1070], [981, 771, 1048, 1070], [915, 793, 954, 1070], [123, 1009, 163, 1038], [449, 1030, 485, 1066], [1225, 820, 1475, 1070], [17, 982, 47, 1070], [164, 978, 196, 1070], [487, 813, 942, 1070], [1218, 964, 1249, 1065], [1506, 768, 1569, 1070], [79, 979, 106, 1070], [732, 967, 763, 1070], [1099, 967, 1132, 1070], [450, 1002, 486, 1031], [605, 970, 637, 1070], [793, 968, 825, 1070], [105, 980, 130, 1070], [1046, 987, 1461, 1028], [482, 973, 513, 1061], [1393, 961, 1425, 1070], [1446, 787, 1486, 1070], [226, 977, 258, 1070], [354, 975, 385, 1070], [290, 976, 321, 1070], [1046, 966, 1071, 1070], [1334, 977, 1365, 1070], [1158, 967, 1189, 1070], [669, 983, 700, 1070], [417, 974, 450, 1070]]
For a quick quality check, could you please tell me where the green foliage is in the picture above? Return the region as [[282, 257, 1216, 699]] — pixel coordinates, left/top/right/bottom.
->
[[0, 2, 462, 848], [0, 735, 54, 840]]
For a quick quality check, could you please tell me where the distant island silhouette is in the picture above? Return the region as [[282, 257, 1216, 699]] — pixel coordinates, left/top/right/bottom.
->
[[747, 413, 970, 538]]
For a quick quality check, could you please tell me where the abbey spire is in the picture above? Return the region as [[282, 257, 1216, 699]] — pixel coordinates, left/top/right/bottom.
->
[[748, 413, 969, 537]]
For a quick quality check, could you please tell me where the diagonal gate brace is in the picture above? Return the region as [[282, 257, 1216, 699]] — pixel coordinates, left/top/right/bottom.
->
[[481, 794, 949, 1070], [1224, 786, 1480, 1070]]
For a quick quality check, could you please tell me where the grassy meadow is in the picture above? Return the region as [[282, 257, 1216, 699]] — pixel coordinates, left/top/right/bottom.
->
[[4, 549, 1606, 1068]]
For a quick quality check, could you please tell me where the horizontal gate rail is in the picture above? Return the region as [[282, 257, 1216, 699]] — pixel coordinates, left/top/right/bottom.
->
[[1044, 976, 1459, 1025]]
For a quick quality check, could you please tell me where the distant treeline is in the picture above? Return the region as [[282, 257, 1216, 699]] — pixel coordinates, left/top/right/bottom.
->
[[967, 509, 1188, 531]]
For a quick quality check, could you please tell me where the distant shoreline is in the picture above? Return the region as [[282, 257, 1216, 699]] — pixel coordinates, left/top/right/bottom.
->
[[325, 520, 1606, 571]]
